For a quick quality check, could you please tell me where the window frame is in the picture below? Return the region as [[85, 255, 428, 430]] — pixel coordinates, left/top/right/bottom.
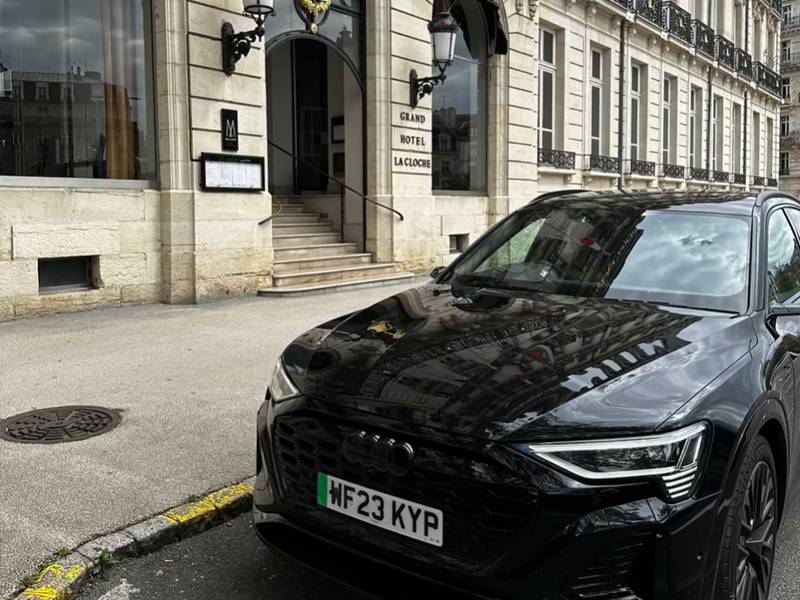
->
[[538, 28, 557, 151], [766, 207, 800, 307], [781, 152, 790, 174], [590, 49, 604, 157], [662, 78, 673, 167], [782, 77, 790, 100], [630, 63, 643, 161], [782, 114, 790, 138]]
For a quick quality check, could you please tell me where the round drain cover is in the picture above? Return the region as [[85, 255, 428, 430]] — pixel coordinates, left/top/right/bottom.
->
[[0, 406, 121, 444]]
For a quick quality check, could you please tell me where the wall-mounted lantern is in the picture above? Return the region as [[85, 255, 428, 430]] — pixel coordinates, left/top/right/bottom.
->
[[222, 0, 276, 76], [409, 5, 459, 108]]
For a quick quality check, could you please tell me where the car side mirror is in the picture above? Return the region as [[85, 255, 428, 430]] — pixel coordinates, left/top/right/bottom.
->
[[430, 266, 445, 280]]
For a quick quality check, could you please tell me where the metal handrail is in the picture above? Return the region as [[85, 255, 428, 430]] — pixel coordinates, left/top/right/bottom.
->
[[259, 140, 404, 225]]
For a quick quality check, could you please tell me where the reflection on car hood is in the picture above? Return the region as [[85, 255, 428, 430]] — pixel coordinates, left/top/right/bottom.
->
[[282, 284, 755, 441]]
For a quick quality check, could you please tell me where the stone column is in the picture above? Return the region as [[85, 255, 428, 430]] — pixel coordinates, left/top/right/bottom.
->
[[154, 0, 196, 304]]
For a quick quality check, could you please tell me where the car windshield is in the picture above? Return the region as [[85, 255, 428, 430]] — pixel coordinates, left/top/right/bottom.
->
[[449, 204, 751, 313]]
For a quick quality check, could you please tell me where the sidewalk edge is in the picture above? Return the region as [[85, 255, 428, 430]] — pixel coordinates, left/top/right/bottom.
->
[[8, 478, 255, 600]]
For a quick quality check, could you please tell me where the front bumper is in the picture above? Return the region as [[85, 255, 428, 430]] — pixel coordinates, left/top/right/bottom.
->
[[253, 400, 723, 600]]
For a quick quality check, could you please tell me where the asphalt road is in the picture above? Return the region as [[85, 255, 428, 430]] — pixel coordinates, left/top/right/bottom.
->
[[79, 494, 800, 600]]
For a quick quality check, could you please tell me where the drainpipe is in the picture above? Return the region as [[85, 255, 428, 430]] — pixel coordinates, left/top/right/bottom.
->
[[706, 67, 712, 176], [618, 19, 625, 190]]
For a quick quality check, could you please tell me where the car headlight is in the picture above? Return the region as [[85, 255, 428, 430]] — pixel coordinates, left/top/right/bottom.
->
[[269, 360, 300, 404], [515, 422, 707, 501]]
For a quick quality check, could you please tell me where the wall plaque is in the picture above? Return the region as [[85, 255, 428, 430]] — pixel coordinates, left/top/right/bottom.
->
[[221, 109, 239, 152]]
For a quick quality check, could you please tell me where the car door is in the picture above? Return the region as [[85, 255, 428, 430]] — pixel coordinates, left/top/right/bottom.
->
[[766, 207, 800, 477]]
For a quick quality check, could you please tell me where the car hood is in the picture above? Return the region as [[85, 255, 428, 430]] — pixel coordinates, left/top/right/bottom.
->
[[282, 284, 754, 442]]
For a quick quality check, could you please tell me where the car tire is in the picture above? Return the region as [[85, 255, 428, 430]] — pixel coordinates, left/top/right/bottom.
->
[[714, 434, 779, 600]]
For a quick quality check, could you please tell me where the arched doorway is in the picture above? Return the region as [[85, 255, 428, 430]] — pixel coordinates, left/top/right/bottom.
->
[[265, 1, 365, 247]]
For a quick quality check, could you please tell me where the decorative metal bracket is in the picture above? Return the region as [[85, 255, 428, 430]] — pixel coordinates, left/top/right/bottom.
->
[[222, 20, 268, 76], [409, 67, 447, 109]]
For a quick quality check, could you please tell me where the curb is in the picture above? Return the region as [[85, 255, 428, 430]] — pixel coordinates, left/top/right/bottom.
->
[[9, 478, 255, 600]]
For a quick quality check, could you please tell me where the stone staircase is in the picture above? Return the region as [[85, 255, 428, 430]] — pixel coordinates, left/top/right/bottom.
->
[[258, 196, 415, 296]]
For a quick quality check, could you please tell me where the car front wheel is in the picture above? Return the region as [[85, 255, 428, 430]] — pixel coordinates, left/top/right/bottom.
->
[[715, 434, 779, 600]]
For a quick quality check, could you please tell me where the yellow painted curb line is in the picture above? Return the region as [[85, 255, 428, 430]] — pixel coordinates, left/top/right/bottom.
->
[[12, 479, 255, 600]]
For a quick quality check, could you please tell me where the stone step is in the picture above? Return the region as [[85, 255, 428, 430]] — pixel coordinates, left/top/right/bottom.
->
[[259, 272, 417, 298], [271, 204, 308, 215], [272, 263, 397, 287], [271, 214, 323, 224], [273, 243, 360, 260], [273, 233, 341, 248], [273, 253, 374, 274], [272, 221, 336, 235]]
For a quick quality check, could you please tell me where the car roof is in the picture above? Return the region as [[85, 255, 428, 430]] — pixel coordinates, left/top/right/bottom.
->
[[526, 189, 761, 216]]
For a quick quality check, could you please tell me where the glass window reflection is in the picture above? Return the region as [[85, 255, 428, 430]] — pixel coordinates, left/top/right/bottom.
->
[[0, 0, 156, 180], [767, 210, 800, 305], [432, 0, 487, 193]]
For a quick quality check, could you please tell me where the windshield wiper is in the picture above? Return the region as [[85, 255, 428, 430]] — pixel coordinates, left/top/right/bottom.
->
[[643, 300, 740, 316]]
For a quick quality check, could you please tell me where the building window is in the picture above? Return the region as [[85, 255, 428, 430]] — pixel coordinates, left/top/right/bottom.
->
[[590, 49, 606, 157], [733, 103, 742, 173], [782, 115, 790, 138], [662, 77, 676, 167], [538, 28, 557, 151], [783, 41, 791, 63], [781, 152, 790, 175], [767, 116, 774, 178], [785, 3, 794, 25], [783, 77, 791, 100], [0, 0, 156, 180], [432, 0, 488, 193], [753, 112, 761, 177], [712, 96, 723, 171], [38, 256, 97, 293], [630, 63, 647, 161]]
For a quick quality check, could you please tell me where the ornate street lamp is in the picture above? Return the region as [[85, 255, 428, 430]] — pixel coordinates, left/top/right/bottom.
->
[[410, 3, 459, 108], [222, 0, 276, 76]]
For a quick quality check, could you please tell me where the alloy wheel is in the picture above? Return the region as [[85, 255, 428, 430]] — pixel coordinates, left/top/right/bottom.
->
[[735, 461, 777, 600]]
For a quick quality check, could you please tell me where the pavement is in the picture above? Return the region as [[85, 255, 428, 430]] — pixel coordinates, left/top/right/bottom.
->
[[0, 280, 420, 599], [77, 497, 800, 600]]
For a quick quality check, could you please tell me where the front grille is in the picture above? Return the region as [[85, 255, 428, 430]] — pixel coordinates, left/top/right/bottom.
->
[[273, 415, 537, 570]]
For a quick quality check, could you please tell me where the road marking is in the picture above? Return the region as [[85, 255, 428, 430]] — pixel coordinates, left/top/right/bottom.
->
[[97, 580, 140, 600]]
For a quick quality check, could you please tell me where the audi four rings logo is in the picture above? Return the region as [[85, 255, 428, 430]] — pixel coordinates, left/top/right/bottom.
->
[[342, 431, 415, 477]]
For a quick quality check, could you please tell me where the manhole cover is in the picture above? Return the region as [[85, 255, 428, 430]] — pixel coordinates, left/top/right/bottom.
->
[[0, 406, 121, 444]]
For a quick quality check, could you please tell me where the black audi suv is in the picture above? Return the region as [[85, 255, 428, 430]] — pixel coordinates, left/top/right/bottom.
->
[[254, 189, 800, 599]]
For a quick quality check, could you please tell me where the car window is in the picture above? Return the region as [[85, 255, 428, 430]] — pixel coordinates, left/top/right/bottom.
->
[[767, 210, 800, 306], [450, 205, 751, 313]]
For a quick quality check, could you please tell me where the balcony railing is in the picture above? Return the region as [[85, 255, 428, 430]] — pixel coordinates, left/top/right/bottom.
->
[[732, 173, 746, 185], [631, 0, 662, 24], [780, 168, 791, 177], [767, 177, 778, 188], [587, 154, 621, 174], [538, 148, 576, 170], [661, 2, 692, 45], [781, 131, 800, 144], [690, 167, 709, 180], [712, 170, 730, 183], [755, 62, 781, 97], [785, 14, 800, 32], [630, 159, 656, 176], [753, 175, 766, 187], [782, 54, 800, 70], [771, 0, 782, 16], [715, 35, 735, 70], [692, 20, 715, 58], [663, 164, 686, 179], [736, 48, 753, 79]]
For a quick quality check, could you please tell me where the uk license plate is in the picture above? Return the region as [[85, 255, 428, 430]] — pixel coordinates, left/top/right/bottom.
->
[[316, 473, 444, 547]]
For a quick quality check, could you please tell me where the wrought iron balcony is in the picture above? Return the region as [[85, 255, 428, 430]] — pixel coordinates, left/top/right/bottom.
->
[[754, 62, 781, 97], [631, 0, 661, 25], [630, 159, 656, 177], [608, 0, 630, 10], [713, 170, 730, 183], [732, 173, 746, 185], [767, 177, 778, 188], [780, 168, 791, 177], [782, 131, 800, 145], [691, 20, 715, 58], [786, 14, 800, 32], [715, 35, 735, 70], [538, 148, 576, 170], [782, 54, 800, 70], [771, 0, 782, 16], [753, 175, 766, 187], [661, 2, 692, 45], [586, 154, 621, 174], [736, 49, 753, 79], [663, 164, 685, 179], [690, 167, 709, 181]]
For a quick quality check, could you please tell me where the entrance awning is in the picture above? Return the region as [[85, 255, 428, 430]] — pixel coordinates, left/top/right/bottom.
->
[[434, 0, 509, 57]]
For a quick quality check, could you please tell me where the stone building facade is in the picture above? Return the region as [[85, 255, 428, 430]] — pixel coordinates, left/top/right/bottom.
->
[[782, 0, 800, 194], [0, 0, 783, 320]]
